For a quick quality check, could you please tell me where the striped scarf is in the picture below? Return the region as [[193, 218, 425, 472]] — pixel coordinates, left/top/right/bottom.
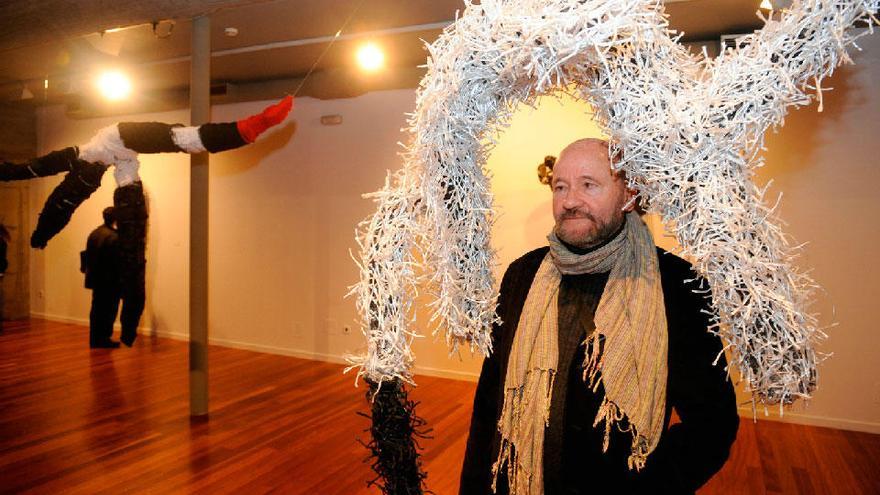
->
[[492, 211, 667, 494]]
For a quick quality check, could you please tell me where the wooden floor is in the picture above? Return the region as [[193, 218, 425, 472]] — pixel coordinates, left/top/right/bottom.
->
[[0, 319, 877, 494]]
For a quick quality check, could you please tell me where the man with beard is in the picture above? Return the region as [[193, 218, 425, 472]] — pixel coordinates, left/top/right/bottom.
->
[[460, 138, 739, 494]]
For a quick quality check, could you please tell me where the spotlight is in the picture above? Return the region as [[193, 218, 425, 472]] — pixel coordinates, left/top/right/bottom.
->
[[96, 70, 132, 101], [760, 0, 773, 10], [356, 43, 384, 72]]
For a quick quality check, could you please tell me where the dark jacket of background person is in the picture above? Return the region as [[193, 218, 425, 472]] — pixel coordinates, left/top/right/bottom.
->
[[460, 246, 740, 495], [0, 238, 7, 275], [0, 223, 8, 275], [84, 224, 120, 291], [1, 224, 9, 327], [0, 227, 7, 327]]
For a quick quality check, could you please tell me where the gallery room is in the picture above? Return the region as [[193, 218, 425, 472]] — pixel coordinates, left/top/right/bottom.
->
[[0, 0, 878, 493]]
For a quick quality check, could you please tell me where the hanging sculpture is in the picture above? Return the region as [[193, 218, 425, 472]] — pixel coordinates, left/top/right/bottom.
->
[[2, 96, 293, 344], [348, 0, 877, 492]]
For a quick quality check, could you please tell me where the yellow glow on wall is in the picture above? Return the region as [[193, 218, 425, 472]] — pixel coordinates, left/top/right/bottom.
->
[[486, 92, 606, 188], [96, 70, 132, 101]]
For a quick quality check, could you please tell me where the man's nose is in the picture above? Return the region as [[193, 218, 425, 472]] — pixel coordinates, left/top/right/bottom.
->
[[561, 190, 580, 209]]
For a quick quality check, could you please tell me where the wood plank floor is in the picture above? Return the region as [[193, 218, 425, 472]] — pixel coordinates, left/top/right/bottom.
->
[[0, 319, 877, 494]]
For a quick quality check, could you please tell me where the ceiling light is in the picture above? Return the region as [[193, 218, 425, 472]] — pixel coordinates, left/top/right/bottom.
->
[[96, 70, 132, 101], [760, 0, 773, 10], [356, 43, 384, 72]]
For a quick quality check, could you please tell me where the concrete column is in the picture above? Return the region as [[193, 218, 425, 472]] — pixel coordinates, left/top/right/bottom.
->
[[189, 14, 210, 417]]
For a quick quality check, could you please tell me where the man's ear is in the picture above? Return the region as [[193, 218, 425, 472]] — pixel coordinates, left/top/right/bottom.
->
[[621, 187, 638, 212]]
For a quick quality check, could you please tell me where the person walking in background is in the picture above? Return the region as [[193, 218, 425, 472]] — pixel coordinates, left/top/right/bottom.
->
[[83, 207, 121, 348]]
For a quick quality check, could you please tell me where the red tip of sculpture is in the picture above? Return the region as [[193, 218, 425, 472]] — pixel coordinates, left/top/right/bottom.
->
[[236, 95, 294, 143]]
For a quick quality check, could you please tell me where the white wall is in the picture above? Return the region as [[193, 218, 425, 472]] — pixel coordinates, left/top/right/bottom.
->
[[751, 30, 880, 432], [30, 30, 879, 432]]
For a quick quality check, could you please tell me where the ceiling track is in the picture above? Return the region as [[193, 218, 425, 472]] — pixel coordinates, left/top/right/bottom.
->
[[141, 20, 453, 69]]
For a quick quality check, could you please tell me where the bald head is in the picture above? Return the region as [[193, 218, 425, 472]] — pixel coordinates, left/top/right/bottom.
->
[[558, 138, 612, 162], [557, 138, 626, 171]]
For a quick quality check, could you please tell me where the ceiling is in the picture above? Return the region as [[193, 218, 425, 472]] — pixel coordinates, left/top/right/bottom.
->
[[0, 0, 769, 111]]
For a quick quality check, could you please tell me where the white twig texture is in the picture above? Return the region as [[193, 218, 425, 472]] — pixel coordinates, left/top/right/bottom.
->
[[350, 0, 878, 407]]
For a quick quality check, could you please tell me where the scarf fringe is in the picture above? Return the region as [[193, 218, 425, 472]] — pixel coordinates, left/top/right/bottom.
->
[[628, 435, 650, 471], [493, 368, 556, 494], [591, 396, 651, 472], [586, 336, 651, 473], [582, 331, 603, 391]]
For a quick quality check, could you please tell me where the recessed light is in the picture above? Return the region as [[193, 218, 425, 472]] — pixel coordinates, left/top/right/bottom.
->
[[356, 43, 384, 72], [96, 70, 132, 101]]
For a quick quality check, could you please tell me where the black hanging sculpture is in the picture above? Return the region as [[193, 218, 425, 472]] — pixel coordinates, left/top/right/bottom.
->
[[359, 378, 431, 495], [2, 96, 294, 344]]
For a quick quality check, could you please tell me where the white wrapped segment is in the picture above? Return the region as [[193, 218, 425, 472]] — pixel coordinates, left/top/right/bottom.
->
[[350, 0, 878, 407], [78, 124, 141, 186], [171, 126, 208, 154], [112, 158, 141, 187]]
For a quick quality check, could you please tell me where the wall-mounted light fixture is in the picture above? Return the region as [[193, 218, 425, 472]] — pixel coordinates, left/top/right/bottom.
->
[[19, 83, 34, 100], [321, 114, 343, 125]]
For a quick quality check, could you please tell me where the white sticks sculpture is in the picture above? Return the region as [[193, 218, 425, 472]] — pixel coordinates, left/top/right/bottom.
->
[[349, 0, 878, 408]]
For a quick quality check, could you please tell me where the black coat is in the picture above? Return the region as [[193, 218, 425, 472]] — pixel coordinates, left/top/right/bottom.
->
[[84, 224, 120, 291], [460, 247, 739, 494], [0, 239, 7, 274]]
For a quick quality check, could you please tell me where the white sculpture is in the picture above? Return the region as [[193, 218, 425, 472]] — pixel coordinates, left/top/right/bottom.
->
[[349, 0, 878, 409]]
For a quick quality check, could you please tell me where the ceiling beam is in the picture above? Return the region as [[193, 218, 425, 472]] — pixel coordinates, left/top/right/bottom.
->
[[0, 0, 275, 53]]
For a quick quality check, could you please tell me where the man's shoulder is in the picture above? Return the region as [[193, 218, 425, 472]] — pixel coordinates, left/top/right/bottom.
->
[[506, 246, 549, 274], [496, 247, 549, 299], [87, 226, 103, 243], [655, 247, 697, 281], [655, 247, 712, 298], [88, 225, 118, 245], [655, 246, 715, 323]]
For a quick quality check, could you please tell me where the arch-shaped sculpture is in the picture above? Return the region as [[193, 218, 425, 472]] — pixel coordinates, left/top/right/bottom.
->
[[350, 1, 876, 490]]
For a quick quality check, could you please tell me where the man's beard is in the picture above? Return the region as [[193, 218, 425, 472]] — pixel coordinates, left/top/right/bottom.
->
[[555, 208, 625, 249]]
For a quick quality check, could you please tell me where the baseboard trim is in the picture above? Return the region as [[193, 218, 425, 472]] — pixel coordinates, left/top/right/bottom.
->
[[737, 406, 880, 434], [153, 330, 481, 381], [412, 364, 480, 382], [31, 313, 875, 433], [30, 313, 480, 382], [32, 312, 157, 336]]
